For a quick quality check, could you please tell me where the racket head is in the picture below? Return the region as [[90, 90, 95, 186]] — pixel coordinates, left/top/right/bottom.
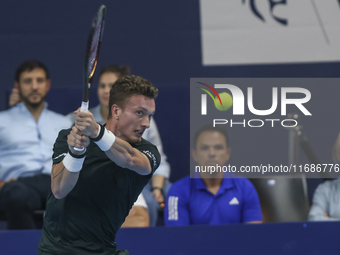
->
[[83, 4, 106, 108]]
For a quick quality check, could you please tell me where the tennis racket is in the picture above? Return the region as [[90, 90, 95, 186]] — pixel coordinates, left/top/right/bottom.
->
[[75, 5, 106, 151], [80, 4, 106, 112]]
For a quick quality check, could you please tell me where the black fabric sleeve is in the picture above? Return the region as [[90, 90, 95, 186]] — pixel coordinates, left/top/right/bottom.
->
[[52, 128, 72, 165], [136, 139, 161, 173]]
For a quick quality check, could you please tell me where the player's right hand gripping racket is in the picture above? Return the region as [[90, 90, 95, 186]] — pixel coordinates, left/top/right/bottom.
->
[[75, 5, 106, 151], [81, 4, 106, 112]]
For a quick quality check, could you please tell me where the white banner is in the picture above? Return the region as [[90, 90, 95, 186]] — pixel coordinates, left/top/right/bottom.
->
[[200, 0, 340, 65]]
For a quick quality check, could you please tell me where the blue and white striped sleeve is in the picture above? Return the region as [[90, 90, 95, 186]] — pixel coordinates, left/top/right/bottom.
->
[[164, 182, 190, 226]]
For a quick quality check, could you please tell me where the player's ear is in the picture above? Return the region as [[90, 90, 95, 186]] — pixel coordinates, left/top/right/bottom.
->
[[111, 104, 121, 120], [14, 81, 19, 89]]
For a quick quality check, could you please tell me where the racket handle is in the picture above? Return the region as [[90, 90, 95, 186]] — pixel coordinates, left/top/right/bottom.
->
[[73, 147, 86, 152], [80, 101, 89, 112], [74, 101, 89, 151]]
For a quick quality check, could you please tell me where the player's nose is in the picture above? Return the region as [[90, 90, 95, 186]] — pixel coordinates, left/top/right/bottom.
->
[[141, 116, 150, 128]]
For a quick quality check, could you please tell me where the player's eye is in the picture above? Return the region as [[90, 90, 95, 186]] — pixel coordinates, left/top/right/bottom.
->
[[136, 111, 143, 115]]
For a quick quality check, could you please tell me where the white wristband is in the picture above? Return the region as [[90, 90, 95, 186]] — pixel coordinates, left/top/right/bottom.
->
[[63, 152, 85, 173], [94, 128, 116, 151]]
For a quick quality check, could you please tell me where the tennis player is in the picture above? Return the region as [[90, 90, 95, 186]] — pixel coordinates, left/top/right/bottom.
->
[[66, 64, 171, 226], [38, 75, 160, 255]]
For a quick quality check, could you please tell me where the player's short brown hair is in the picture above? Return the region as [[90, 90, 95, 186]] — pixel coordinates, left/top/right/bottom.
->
[[108, 75, 158, 119]]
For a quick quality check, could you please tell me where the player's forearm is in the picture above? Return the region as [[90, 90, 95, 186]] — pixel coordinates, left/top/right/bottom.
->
[[51, 125, 88, 199], [105, 138, 152, 175], [51, 162, 80, 199], [107, 137, 136, 165], [92, 125, 152, 175]]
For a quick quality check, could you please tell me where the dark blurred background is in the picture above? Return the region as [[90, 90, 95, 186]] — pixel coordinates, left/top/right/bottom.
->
[[1, 0, 339, 195]]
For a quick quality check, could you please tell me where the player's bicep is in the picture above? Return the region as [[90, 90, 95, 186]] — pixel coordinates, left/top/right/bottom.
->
[[129, 150, 154, 175], [122, 145, 160, 175]]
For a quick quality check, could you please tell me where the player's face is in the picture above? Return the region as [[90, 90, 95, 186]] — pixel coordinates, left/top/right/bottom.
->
[[16, 68, 50, 108], [97, 72, 119, 107], [116, 95, 155, 144], [192, 131, 231, 168]]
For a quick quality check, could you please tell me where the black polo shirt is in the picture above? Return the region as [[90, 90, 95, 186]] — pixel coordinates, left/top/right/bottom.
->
[[38, 128, 160, 255]]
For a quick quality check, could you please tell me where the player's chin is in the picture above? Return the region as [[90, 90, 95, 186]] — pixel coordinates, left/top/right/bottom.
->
[[129, 133, 142, 144]]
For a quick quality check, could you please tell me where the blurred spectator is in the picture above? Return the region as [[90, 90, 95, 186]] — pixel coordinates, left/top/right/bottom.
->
[[67, 65, 171, 226], [333, 133, 340, 163], [0, 60, 71, 229], [308, 178, 340, 221], [165, 125, 262, 226], [66, 65, 130, 125], [308, 134, 340, 221]]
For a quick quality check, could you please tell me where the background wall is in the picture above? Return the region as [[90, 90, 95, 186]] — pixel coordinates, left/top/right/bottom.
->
[[1, 0, 340, 186]]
